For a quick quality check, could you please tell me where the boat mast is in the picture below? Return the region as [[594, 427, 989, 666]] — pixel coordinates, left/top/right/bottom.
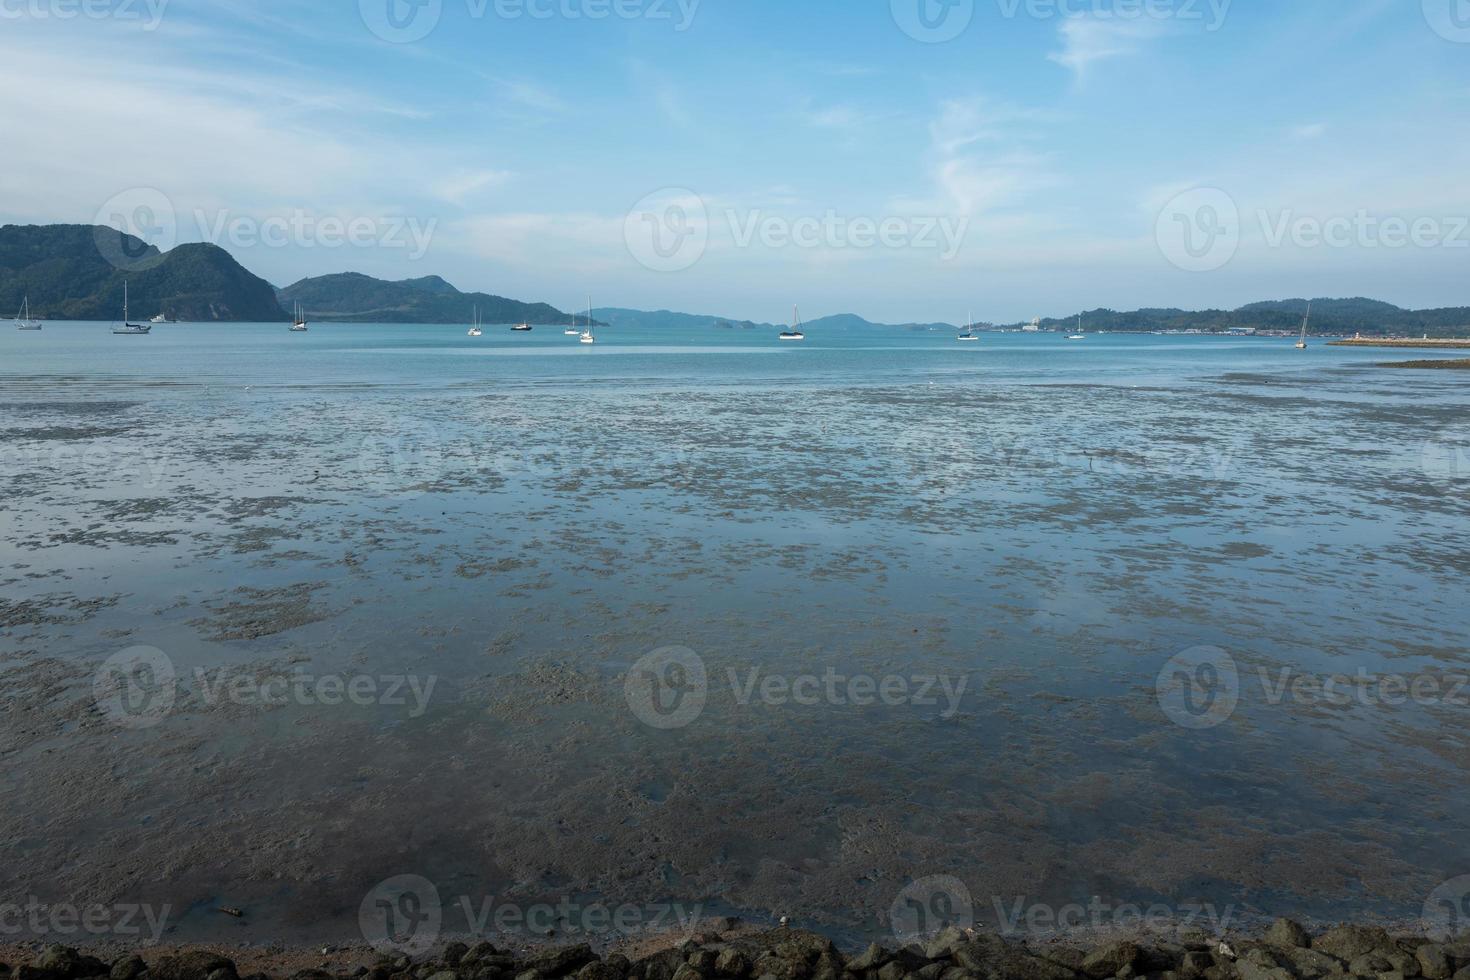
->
[[1301, 301, 1311, 342]]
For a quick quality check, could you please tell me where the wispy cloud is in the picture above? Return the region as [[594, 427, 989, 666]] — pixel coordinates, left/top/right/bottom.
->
[[1048, 16, 1164, 78], [1291, 122, 1328, 140], [432, 170, 516, 206]]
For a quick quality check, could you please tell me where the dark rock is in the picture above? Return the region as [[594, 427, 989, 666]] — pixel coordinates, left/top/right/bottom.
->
[[17, 968, 61, 980], [673, 966, 705, 980], [445, 947, 471, 968], [954, 938, 1078, 980], [110, 959, 147, 980], [463, 947, 499, 968], [1082, 944, 1142, 980], [915, 967, 944, 980], [924, 930, 971, 962], [1445, 945, 1470, 973], [688, 954, 719, 976], [876, 964, 905, 980], [1345, 957, 1393, 978], [1182, 953, 1216, 978], [577, 967, 621, 980], [848, 948, 888, 974], [1315, 931, 1395, 964], [286, 972, 334, 980], [37, 950, 81, 979], [605, 959, 631, 979], [1266, 923, 1313, 951], [1272, 947, 1345, 979], [750, 957, 800, 980], [641, 953, 689, 980], [715, 951, 749, 979], [1450, 968, 1470, 980], [706, 918, 742, 934], [936, 969, 974, 980], [528, 950, 597, 980], [423, 972, 458, 980], [153, 953, 239, 980]]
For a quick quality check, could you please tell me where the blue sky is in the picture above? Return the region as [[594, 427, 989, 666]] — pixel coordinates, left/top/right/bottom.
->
[[3, 0, 1468, 322]]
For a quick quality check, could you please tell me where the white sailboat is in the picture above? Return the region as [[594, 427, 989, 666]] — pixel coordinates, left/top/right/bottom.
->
[[15, 295, 42, 331], [290, 302, 309, 332], [512, 321, 533, 332], [468, 306, 483, 337], [779, 306, 806, 341], [958, 310, 980, 342], [1295, 302, 1311, 350], [564, 308, 581, 336], [1068, 314, 1086, 340], [579, 297, 596, 344], [111, 282, 152, 335]]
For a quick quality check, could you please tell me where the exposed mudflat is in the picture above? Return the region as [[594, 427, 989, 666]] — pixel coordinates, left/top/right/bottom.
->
[[1, 335, 1467, 951]]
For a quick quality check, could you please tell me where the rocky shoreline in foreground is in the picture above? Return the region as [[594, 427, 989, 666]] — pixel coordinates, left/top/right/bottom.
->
[[4, 922, 1468, 980]]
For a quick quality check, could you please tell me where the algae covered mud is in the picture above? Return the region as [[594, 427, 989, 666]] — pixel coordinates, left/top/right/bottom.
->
[[1, 325, 1468, 950]]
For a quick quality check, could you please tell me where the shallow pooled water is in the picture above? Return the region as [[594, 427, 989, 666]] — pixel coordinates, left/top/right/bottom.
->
[[1, 323, 1467, 947]]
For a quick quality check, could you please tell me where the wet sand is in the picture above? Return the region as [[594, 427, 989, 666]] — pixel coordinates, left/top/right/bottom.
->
[[2, 349, 1468, 950]]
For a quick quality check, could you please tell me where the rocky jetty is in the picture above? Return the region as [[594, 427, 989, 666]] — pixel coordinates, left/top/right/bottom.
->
[[4, 923, 1468, 980]]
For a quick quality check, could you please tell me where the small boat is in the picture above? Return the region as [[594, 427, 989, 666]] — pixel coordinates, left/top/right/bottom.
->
[[468, 306, 483, 337], [149, 313, 177, 324], [1295, 302, 1311, 350], [111, 282, 152, 335], [957, 310, 980, 342], [290, 302, 309, 332], [579, 296, 596, 344], [15, 295, 42, 331], [564, 310, 581, 336], [1068, 314, 1086, 341], [512, 322, 533, 332], [779, 305, 806, 341]]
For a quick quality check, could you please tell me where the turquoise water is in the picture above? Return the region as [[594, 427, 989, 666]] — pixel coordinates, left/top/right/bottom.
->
[[1, 322, 1467, 945]]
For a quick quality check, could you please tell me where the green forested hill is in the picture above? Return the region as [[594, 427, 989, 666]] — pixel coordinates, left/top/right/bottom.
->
[[277, 272, 572, 324], [0, 224, 287, 321]]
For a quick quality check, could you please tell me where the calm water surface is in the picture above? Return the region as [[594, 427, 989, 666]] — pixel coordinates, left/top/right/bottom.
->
[[1, 322, 1467, 946]]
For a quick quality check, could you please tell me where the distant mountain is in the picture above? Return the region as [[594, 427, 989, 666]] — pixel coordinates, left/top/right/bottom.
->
[[804, 313, 958, 332], [1009, 299, 1470, 338], [592, 308, 778, 331], [279, 272, 573, 324], [0, 224, 286, 321], [592, 308, 959, 331]]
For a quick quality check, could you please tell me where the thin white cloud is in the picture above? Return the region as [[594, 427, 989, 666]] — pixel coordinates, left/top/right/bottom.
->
[[1291, 123, 1328, 140], [432, 170, 516, 206], [1048, 16, 1164, 78]]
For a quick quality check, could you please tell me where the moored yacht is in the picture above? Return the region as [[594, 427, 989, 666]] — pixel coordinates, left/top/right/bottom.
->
[[779, 306, 806, 341], [111, 282, 152, 335], [14, 296, 41, 331]]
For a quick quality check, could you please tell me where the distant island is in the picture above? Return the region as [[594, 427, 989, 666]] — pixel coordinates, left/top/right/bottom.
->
[[277, 272, 579, 325], [4, 223, 1469, 336], [0, 224, 285, 322], [1008, 298, 1470, 338]]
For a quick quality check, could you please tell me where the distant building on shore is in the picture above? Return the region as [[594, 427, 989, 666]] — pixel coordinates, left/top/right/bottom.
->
[[1023, 317, 1042, 333]]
